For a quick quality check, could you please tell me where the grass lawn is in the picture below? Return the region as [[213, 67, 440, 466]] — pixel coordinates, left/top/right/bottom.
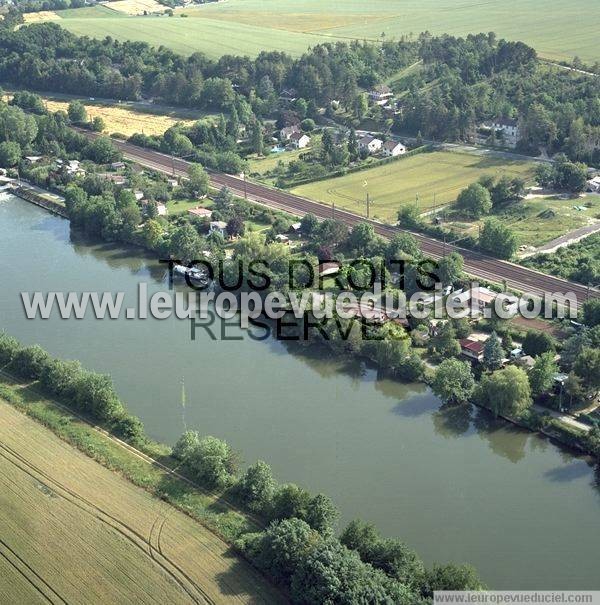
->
[[31, 0, 600, 62], [292, 150, 536, 223], [0, 386, 284, 604], [248, 147, 306, 176], [166, 197, 213, 215]]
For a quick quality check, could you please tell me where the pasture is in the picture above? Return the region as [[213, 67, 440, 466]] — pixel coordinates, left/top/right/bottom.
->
[[0, 398, 284, 605], [31, 0, 600, 62], [292, 150, 536, 222]]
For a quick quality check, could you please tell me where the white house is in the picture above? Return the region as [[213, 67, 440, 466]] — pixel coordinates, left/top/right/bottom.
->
[[209, 220, 228, 237], [382, 140, 406, 157], [290, 132, 310, 149], [358, 135, 383, 155], [490, 117, 520, 148], [586, 176, 600, 193], [280, 124, 301, 141], [368, 84, 393, 105], [156, 203, 167, 216]]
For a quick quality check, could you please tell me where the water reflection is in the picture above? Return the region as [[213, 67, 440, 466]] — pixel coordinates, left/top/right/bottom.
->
[[432, 402, 474, 437]]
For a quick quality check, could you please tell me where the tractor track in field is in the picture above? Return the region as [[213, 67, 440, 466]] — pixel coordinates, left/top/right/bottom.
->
[[0, 440, 216, 605], [0, 536, 68, 605]]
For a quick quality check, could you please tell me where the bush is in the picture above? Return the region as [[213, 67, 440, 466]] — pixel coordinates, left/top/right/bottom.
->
[[12, 345, 51, 380], [110, 412, 145, 444], [0, 332, 20, 366]]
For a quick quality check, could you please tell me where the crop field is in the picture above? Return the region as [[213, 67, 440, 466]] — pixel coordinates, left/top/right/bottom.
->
[[292, 150, 536, 222], [0, 399, 283, 605], [103, 0, 166, 15], [42, 98, 195, 137], [30, 0, 600, 62]]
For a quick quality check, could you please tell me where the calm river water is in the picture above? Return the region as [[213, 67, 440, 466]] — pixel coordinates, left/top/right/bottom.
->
[[1, 195, 599, 589]]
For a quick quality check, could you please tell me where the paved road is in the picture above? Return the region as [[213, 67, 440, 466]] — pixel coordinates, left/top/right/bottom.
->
[[532, 222, 600, 255], [84, 133, 600, 309]]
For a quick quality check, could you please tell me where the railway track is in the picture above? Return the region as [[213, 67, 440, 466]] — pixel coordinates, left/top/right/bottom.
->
[[83, 132, 600, 308]]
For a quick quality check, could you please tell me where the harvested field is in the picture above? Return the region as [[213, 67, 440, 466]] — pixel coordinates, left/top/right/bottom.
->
[[43, 98, 195, 137], [102, 0, 166, 15]]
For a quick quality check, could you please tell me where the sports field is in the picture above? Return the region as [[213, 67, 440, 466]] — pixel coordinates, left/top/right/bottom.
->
[[30, 0, 600, 62], [0, 399, 283, 604], [292, 150, 536, 222]]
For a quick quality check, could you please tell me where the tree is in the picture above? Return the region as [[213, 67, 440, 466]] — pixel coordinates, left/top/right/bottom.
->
[[141, 219, 163, 251], [0, 332, 20, 366], [214, 186, 234, 211], [456, 183, 492, 218], [437, 251, 464, 286], [340, 519, 380, 555], [535, 163, 554, 188], [67, 100, 87, 124], [529, 351, 558, 396], [564, 372, 586, 407], [237, 460, 275, 512], [240, 518, 318, 583], [186, 435, 238, 488], [305, 494, 339, 534], [39, 358, 83, 397], [522, 330, 555, 357], [13, 345, 50, 380], [226, 216, 245, 238], [91, 116, 105, 132], [67, 371, 123, 421], [347, 222, 375, 256], [300, 213, 319, 237], [316, 219, 348, 248], [186, 163, 210, 198], [170, 223, 203, 261], [0, 141, 21, 167], [478, 366, 532, 416], [271, 483, 311, 522], [86, 136, 121, 163], [386, 232, 420, 261], [479, 218, 518, 259], [573, 348, 600, 393], [483, 331, 504, 371], [582, 299, 600, 327], [249, 119, 264, 155], [432, 359, 476, 404], [173, 430, 201, 461], [347, 128, 359, 161], [290, 538, 413, 605], [430, 322, 461, 358]]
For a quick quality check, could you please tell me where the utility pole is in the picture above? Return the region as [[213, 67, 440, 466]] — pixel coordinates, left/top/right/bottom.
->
[[366, 192, 370, 219], [332, 202, 335, 219], [171, 153, 175, 177], [243, 171, 248, 199]]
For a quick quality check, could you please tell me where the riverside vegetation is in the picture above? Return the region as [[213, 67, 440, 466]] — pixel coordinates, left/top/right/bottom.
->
[[0, 332, 486, 604]]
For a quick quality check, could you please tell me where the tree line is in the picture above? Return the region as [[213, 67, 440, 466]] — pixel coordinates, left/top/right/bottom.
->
[[0, 331, 485, 603]]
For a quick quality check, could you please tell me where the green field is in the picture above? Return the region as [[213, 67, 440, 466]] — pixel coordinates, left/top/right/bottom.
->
[[291, 150, 536, 222], [437, 194, 599, 247], [34, 0, 599, 62]]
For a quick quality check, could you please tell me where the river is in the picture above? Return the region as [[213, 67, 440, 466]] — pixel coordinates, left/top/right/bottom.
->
[[1, 195, 599, 589]]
